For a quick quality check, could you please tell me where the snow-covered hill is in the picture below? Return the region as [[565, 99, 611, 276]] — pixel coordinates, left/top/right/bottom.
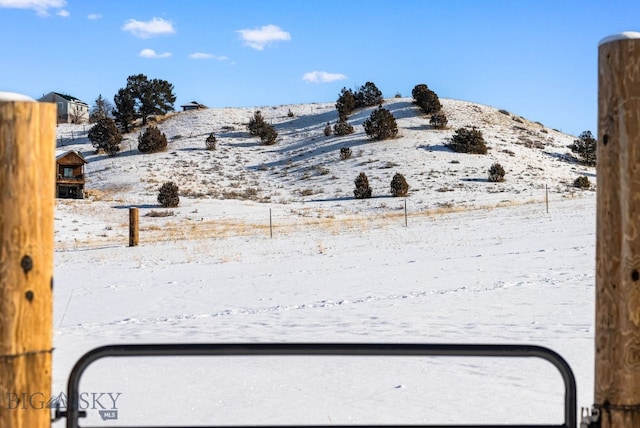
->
[[51, 98, 596, 426], [53, 98, 594, 249]]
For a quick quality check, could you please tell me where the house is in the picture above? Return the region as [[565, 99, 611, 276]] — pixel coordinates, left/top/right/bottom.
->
[[56, 150, 87, 199], [180, 101, 207, 111], [39, 92, 89, 124]]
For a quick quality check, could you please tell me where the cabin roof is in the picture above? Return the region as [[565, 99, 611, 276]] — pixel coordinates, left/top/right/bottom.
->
[[56, 150, 88, 164]]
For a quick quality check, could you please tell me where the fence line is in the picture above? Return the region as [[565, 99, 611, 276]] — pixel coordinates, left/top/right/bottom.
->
[[54, 194, 583, 252]]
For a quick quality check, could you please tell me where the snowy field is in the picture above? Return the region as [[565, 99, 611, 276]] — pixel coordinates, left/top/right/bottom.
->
[[50, 99, 596, 426]]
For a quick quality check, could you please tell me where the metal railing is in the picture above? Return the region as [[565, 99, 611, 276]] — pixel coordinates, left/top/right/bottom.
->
[[61, 343, 577, 428]]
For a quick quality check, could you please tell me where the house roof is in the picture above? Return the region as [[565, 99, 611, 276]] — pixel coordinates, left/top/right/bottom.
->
[[180, 101, 207, 108], [56, 150, 88, 163], [49, 92, 89, 106]]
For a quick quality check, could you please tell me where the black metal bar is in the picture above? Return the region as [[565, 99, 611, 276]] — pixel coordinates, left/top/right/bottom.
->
[[65, 343, 577, 428], [76, 425, 568, 428]]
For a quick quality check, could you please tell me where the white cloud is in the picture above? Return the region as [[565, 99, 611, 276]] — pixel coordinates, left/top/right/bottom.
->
[[189, 52, 229, 61], [237, 24, 290, 50], [87, 13, 101, 20], [0, 0, 66, 16], [55, 8, 68, 17], [122, 17, 175, 39], [139, 49, 172, 59], [302, 71, 347, 83]]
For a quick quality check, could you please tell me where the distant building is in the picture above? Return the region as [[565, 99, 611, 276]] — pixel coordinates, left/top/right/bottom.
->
[[39, 92, 89, 124], [56, 150, 88, 199], [180, 101, 207, 111]]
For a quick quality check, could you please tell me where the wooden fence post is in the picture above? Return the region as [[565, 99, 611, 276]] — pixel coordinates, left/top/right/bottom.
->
[[595, 32, 640, 428], [129, 208, 139, 247], [0, 93, 56, 427]]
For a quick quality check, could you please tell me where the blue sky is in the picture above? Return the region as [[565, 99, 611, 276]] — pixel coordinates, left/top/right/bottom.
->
[[0, 0, 638, 136]]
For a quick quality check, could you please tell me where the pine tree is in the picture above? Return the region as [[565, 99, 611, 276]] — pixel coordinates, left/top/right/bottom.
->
[[138, 126, 168, 153], [412, 83, 441, 115], [334, 114, 354, 136], [205, 133, 216, 150], [89, 94, 113, 123], [88, 118, 122, 156], [390, 173, 409, 197], [354, 172, 372, 199], [488, 163, 506, 182], [336, 88, 357, 117], [113, 88, 136, 133], [259, 123, 278, 145], [356, 82, 383, 108], [569, 131, 597, 166], [363, 106, 398, 141], [247, 111, 266, 136], [430, 113, 448, 130], [112, 74, 176, 130], [446, 127, 488, 154], [158, 181, 179, 207]]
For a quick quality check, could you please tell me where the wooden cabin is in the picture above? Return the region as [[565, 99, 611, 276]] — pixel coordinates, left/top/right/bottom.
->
[[56, 150, 87, 199]]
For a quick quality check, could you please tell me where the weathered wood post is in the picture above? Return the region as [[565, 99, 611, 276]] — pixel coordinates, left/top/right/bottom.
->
[[0, 93, 56, 427], [129, 207, 139, 247], [595, 32, 640, 428]]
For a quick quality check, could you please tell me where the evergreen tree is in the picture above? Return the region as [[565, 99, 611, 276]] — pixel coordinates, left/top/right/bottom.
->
[[446, 127, 488, 154], [430, 113, 448, 129], [89, 94, 113, 123], [259, 123, 278, 145], [488, 163, 506, 182], [363, 106, 398, 141], [390, 173, 409, 197], [569, 131, 597, 166], [356, 81, 383, 108], [113, 88, 136, 133], [247, 111, 278, 145], [247, 110, 266, 136], [336, 88, 357, 117], [334, 114, 355, 136], [112, 74, 176, 131], [138, 126, 168, 153], [88, 118, 122, 156], [205, 132, 217, 150], [158, 181, 179, 207], [412, 83, 441, 115], [354, 172, 372, 199]]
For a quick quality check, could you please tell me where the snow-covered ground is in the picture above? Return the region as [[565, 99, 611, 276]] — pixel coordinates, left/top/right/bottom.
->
[[51, 98, 596, 426]]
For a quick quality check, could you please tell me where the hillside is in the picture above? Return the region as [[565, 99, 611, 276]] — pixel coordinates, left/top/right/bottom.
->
[[54, 98, 595, 249], [51, 99, 597, 425]]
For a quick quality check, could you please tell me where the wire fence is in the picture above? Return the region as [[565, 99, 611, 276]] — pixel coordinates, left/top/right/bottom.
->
[[54, 195, 566, 252]]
